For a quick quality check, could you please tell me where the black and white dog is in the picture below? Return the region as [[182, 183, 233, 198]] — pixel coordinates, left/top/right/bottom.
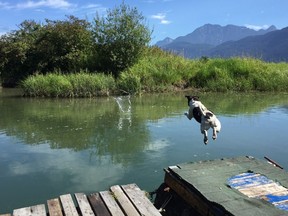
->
[[184, 95, 221, 144]]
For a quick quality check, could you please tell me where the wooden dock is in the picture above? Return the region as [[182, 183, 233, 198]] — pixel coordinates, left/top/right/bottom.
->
[[0, 183, 162, 216], [164, 156, 288, 216]]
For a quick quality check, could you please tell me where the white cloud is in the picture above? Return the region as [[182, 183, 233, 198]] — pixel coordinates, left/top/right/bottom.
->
[[0, 0, 75, 10], [151, 13, 171, 24], [79, 3, 106, 16], [0, 1, 11, 9], [245, 24, 270, 31]]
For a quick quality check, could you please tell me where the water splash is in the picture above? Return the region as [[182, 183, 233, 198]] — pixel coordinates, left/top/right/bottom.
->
[[113, 96, 132, 130], [114, 96, 131, 113]]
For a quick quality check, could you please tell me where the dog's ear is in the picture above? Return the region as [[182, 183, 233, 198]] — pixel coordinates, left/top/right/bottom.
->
[[192, 96, 200, 101]]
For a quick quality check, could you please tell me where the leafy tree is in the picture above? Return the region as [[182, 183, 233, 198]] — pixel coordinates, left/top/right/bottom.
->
[[91, 2, 152, 77], [0, 20, 41, 87], [0, 16, 93, 87], [32, 16, 93, 73]]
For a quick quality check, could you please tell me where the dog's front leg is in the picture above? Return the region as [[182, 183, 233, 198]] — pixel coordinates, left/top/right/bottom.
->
[[202, 130, 208, 144], [184, 109, 193, 120]]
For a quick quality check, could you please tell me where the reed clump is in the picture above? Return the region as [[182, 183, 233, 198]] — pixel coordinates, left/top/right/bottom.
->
[[22, 72, 116, 97], [21, 48, 288, 97]]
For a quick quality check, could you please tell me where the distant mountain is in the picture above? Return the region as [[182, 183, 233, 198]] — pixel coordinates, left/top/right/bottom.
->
[[156, 24, 276, 48], [155, 24, 287, 62], [163, 42, 214, 59], [207, 27, 288, 62], [171, 24, 276, 46], [155, 37, 174, 47]]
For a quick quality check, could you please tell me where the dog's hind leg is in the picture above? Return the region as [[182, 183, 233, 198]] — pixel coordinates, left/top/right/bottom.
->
[[212, 127, 217, 140]]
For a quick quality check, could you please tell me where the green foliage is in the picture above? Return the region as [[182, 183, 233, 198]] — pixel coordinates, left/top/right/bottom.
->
[[117, 71, 142, 94], [192, 57, 288, 92], [0, 3, 151, 86], [91, 2, 152, 77], [21, 72, 116, 97], [0, 20, 41, 86], [30, 16, 93, 73], [67, 72, 116, 97], [19, 46, 288, 97], [0, 17, 93, 87], [120, 47, 199, 93]]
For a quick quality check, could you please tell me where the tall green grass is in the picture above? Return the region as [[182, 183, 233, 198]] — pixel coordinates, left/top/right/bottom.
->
[[21, 48, 288, 97], [121, 48, 288, 93], [21, 72, 116, 97], [192, 58, 288, 92], [119, 47, 200, 93]]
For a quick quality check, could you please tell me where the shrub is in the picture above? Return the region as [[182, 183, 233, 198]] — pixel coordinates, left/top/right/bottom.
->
[[117, 71, 141, 94]]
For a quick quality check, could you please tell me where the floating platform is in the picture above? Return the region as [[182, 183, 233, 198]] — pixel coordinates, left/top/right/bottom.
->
[[0, 183, 161, 216], [164, 156, 288, 216]]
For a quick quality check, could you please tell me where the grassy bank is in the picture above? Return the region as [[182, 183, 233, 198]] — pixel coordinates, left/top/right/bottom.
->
[[21, 48, 288, 97], [21, 73, 116, 97]]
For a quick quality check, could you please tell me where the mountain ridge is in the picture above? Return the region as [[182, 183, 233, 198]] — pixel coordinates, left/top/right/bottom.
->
[[155, 24, 277, 47], [154, 24, 288, 62]]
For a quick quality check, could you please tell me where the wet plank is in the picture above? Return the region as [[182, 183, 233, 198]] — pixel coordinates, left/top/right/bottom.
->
[[110, 185, 140, 216], [47, 198, 63, 216], [87, 193, 110, 216], [122, 183, 162, 216], [74, 193, 94, 216], [59, 194, 78, 216], [13, 204, 46, 216], [100, 191, 125, 216]]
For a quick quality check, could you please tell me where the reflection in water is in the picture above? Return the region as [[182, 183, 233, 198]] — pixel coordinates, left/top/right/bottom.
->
[[0, 89, 288, 213]]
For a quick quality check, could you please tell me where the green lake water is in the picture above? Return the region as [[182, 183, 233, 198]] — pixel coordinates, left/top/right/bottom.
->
[[1, 88, 288, 213]]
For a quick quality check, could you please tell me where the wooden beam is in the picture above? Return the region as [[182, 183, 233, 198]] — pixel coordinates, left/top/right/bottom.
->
[[87, 193, 110, 216], [110, 185, 140, 216], [47, 198, 63, 216], [59, 194, 78, 216], [100, 191, 125, 216], [121, 184, 161, 216], [75, 193, 95, 216], [13, 204, 46, 216]]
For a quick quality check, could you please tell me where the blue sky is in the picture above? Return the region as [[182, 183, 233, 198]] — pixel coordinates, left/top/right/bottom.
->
[[0, 0, 287, 44]]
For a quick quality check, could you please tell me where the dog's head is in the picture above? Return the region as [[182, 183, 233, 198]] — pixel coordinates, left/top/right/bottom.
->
[[185, 95, 200, 106]]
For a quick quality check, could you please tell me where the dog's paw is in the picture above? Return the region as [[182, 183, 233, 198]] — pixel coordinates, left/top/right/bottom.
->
[[204, 137, 208, 145], [184, 112, 188, 116]]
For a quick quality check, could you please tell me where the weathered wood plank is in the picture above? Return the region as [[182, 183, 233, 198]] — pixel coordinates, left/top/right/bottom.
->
[[164, 169, 213, 216], [13, 204, 46, 216], [121, 183, 162, 216], [47, 198, 63, 216], [110, 185, 140, 216], [239, 182, 288, 198], [74, 193, 94, 216], [87, 193, 110, 216], [99, 191, 125, 216], [59, 194, 78, 216]]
